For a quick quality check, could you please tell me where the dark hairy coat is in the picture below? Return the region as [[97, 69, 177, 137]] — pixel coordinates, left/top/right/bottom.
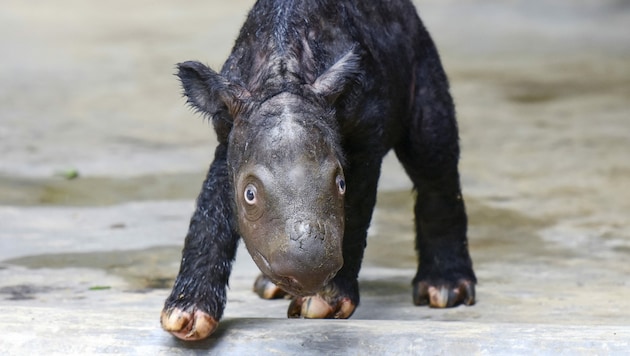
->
[[162, 0, 475, 341]]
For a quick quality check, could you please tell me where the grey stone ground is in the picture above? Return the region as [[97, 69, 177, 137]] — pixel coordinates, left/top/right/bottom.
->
[[1, 0, 629, 354]]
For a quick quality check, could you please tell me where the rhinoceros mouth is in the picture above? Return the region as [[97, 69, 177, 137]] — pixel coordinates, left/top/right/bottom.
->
[[252, 251, 334, 296]]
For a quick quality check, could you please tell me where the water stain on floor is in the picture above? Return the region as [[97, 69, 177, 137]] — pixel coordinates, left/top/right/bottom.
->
[[0, 173, 203, 206], [3, 246, 181, 290], [0, 284, 58, 301], [2, 189, 559, 296], [365, 190, 556, 269]]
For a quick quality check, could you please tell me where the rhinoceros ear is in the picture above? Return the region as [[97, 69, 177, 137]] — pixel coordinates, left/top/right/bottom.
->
[[310, 47, 362, 103], [177, 61, 249, 119]]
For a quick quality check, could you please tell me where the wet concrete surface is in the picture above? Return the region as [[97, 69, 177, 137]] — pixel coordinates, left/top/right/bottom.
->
[[1, 0, 630, 354]]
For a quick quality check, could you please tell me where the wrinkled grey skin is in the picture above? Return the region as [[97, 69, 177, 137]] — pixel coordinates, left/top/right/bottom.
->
[[229, 94, 346, 295], [174, 40, 360, 299]]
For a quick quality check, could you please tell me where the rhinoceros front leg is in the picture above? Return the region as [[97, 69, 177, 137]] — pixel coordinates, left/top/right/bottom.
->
[[161, 145, 240, 341]]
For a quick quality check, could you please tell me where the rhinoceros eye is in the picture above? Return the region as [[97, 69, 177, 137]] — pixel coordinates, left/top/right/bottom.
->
[[244, 184, 257, 204], [336, 175, 346, 194]]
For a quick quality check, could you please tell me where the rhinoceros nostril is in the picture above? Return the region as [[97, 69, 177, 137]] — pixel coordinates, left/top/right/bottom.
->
[[288, 219, 328, 242], [319, 221, 326, 241], [289, 220, 304, 241]]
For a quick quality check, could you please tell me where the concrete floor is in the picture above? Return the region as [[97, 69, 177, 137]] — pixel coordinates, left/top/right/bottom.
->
[[1, 0, 630, 354]]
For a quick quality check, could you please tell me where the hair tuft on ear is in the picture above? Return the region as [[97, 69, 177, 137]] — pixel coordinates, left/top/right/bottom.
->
[[310, 45, 362, 103], [176, 61, 249, 121]]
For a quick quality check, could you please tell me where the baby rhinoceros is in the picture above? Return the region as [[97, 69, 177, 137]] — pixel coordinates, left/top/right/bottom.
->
[[161, 0, 476, 340]]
